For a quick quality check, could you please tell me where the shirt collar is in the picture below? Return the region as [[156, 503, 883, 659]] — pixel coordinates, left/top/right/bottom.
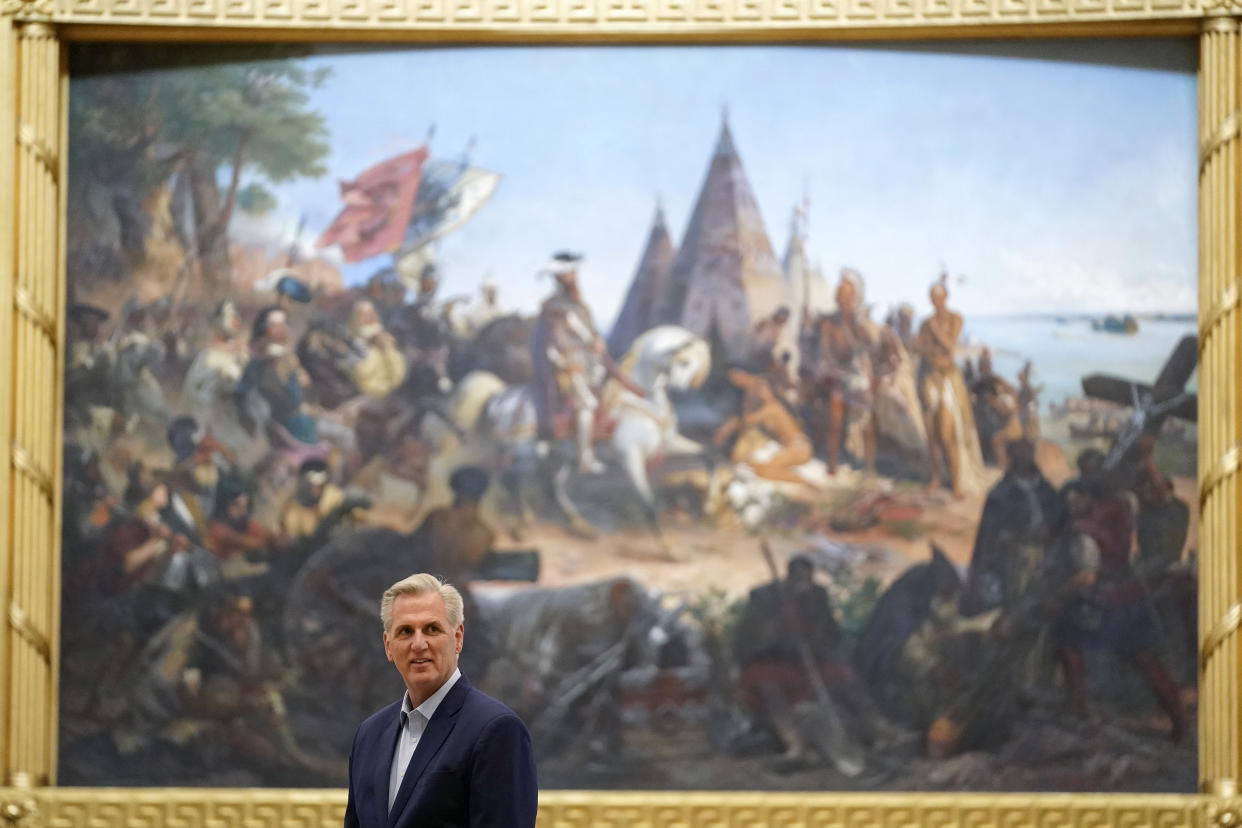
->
[[400, 668, 462, 725]]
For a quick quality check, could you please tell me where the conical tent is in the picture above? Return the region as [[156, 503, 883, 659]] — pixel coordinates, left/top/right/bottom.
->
[[782, 208, 834, 322], [655, 119, 789, 361], [607, 203, 676, 357]]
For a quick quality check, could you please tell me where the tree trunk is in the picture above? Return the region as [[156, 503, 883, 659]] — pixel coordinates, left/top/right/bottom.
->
[[185, 149, 232, 289], [215, 129, 252, 241]]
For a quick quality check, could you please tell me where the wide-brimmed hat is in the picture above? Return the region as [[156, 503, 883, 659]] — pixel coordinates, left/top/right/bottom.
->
[[541, 251, 583, 278]]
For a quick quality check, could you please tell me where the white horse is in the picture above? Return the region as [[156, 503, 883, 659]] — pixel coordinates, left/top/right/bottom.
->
[[447, 325, 711, 551]]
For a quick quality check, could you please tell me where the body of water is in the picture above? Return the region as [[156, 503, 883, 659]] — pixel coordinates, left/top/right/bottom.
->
[[960, 315, 1197, 409]]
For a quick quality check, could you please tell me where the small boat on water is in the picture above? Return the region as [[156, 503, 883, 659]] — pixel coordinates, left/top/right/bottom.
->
[[1091, 314, 1139, 335]]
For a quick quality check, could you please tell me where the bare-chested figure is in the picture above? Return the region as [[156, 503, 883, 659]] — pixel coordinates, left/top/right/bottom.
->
[[714, 369, 815, 487], [973, 348, 1023, 468], [815, 271, 876, 474], [912, 278, 986, 497]]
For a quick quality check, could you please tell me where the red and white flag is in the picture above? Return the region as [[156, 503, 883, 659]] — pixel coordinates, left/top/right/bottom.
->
[[317, 147, 428, 263]]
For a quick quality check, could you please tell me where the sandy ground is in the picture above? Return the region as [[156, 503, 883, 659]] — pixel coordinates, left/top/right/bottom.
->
[[473, 429, 1198, 606]]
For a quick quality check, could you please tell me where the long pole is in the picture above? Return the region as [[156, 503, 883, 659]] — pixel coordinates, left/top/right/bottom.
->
[[758, 540, 863, 777]]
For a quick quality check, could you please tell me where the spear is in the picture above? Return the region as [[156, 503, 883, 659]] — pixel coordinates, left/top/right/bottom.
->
[[758, 539, 864, 777]]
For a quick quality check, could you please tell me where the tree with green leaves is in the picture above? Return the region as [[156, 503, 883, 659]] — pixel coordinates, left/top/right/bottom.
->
[[69, 48, 331, 291]]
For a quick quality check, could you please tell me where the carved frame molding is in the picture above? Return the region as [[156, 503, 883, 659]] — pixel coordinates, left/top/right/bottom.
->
[[0, 0, 1236, 824]]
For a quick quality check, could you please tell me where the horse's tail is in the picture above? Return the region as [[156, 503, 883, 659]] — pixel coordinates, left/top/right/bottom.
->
[[451, 370, 508, 434]]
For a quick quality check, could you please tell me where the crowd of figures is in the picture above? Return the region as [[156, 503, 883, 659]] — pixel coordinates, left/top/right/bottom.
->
[[715, 268, 1044, 502], [729, 436, 1195, 780], [58, 250, 1195, 788], [60, 261, 531, 784]]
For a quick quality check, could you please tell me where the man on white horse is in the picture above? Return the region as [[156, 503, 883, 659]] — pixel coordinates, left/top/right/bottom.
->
[[531, 251, 609, 475]]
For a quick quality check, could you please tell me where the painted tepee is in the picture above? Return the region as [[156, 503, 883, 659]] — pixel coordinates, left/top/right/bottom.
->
[[607, 203, 676, 357], [782, 205, 834, 323], [655, 118, 789, 361]]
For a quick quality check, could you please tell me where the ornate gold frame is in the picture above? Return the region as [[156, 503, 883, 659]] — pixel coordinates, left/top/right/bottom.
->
[[0, 3, 1235, 823]]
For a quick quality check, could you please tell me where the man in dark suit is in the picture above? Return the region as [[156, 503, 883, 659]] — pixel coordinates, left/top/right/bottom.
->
[[344, 573, 538, 827]]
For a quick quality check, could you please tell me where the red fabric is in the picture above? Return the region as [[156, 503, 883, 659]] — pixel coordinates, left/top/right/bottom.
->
[[1075, 495, 1133, 574], [738, 659, 849, 711], [317, 148, 428, 262], [102, 518, 156, 595]]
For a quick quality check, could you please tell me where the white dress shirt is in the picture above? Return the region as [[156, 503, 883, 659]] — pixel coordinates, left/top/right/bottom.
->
[[389, 669, 461, 813]]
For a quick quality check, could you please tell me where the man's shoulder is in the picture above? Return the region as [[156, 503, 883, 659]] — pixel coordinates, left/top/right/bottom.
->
[[357, 698, 403, 735], [459, 682, 522, 723], [453, 682, 532, 742]]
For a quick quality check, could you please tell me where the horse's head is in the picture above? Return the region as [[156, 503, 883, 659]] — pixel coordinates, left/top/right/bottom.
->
[[663, 336, 711, 391], [625, 327, 711, 393]]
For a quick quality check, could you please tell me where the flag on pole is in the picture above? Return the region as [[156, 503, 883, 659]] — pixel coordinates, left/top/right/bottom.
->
[[317, 147, 429, 263], [397, 160, 501, 258]]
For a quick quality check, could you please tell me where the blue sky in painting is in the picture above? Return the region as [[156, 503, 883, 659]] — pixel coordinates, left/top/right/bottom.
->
[[230, 43, 1198, 326]]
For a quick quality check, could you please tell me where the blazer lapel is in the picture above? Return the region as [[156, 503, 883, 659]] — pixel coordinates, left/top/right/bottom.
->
[[373, 706, 403, 826], [387, 676, 471, 828]]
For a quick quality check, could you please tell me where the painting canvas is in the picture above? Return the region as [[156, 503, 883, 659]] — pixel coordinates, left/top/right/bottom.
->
[[59, 40, 1200, 793]]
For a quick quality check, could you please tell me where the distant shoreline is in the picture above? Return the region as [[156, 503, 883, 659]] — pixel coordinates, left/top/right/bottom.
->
[[969, 311, 1197, 323]]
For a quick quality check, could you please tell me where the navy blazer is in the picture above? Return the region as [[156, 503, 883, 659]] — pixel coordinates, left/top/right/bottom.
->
[[343, 674, 538, 828]]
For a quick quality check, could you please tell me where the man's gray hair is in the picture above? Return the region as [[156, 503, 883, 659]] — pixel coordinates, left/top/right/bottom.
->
[[380, 573, 465, 631]]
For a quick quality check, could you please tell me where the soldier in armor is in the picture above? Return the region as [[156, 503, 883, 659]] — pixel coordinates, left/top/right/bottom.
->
[[814, 270, 876, 475], [530, 251, 608, 474]]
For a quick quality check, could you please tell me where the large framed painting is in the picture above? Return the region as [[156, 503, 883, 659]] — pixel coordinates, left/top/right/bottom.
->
[[0, 1, 1238, 826]]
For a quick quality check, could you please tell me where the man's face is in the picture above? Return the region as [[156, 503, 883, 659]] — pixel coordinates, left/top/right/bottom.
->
[[837, 283, 857, 313], [355, 301, 379, 326], [226, 493, 250, 521], [267, 315, 290, 345], [383, 591, 463, 705]]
